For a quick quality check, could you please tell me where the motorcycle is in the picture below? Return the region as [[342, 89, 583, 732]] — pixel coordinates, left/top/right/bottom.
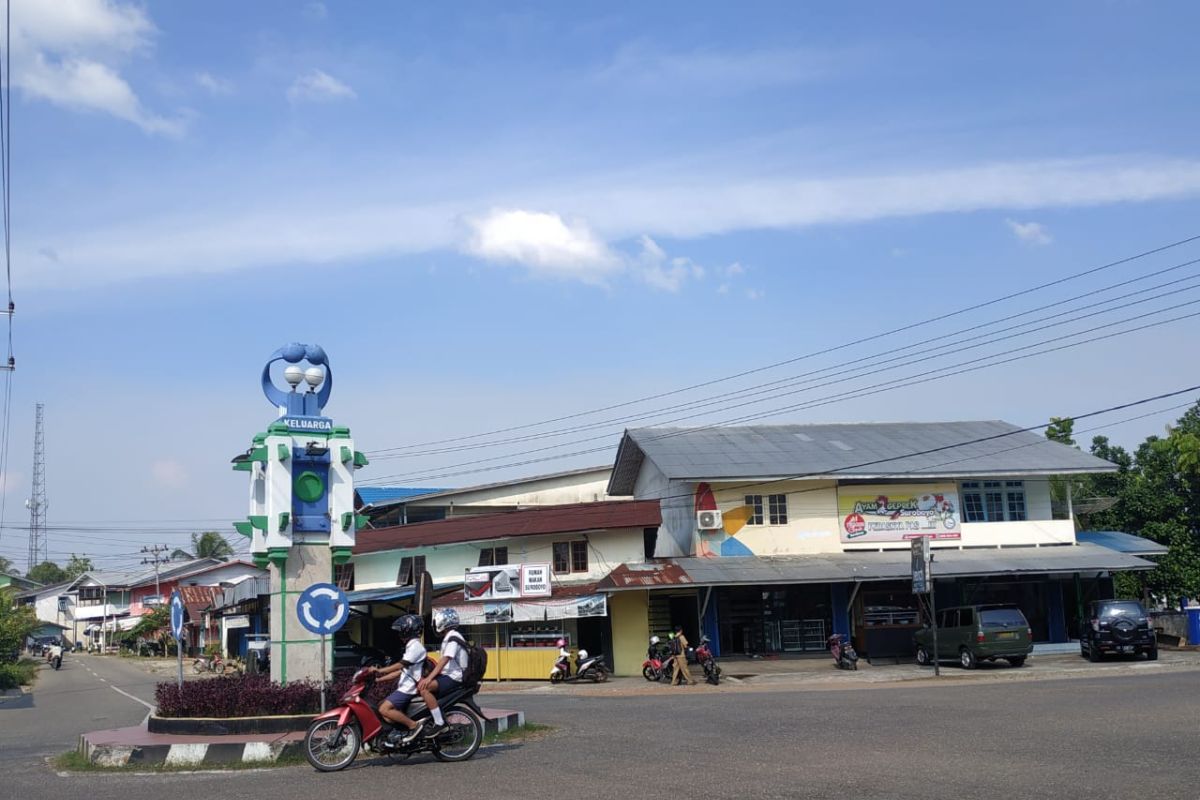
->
[[828, 634, 859, 671], [192, 652, 232, 674], [550, 649, 610, 683], [694, 635, 721, 685], [642, 642, 673, 682], [303, 665, 485, 771]]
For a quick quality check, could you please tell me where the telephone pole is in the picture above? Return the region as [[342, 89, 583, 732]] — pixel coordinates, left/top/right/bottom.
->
[[25, 403, 46, 571], [141, 544, 171, 599]]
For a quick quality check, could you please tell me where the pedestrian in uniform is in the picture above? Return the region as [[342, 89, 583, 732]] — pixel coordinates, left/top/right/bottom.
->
[[670, 624, 695, 686]]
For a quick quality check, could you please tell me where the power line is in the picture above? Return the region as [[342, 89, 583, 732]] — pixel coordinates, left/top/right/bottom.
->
[[366, 233, 1200, 456], [371, 265, 1200, 461], [362, 301, 1200, 484]]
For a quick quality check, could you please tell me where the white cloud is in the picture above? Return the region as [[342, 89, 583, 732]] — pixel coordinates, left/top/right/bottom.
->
[[746, 288, 765, 301], [23, 156, 1200, 290], [465, 209, 621, 283], [151, 459, 188, 490], [635, 235, 692, 291], [717, 284, 730, 295], [725, 262, 746, 277], [12, 0, 183, 135], [1006, 218, 1052, 245], [303, 2, 328, 20], [287, 69, 356, 103], [195, 71, 233, 95]]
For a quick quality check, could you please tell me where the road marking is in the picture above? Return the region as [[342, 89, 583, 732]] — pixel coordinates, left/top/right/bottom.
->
[[109, 684, 155, 712]]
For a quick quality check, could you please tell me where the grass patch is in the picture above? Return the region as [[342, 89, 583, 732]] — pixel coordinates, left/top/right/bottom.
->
[[483, 722, 554, 746], [53, 750, 308, 773], [0, 658, 39, 690]]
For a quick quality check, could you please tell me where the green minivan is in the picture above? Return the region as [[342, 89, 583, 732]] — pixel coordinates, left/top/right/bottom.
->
[[914, 604, 1033, 669]]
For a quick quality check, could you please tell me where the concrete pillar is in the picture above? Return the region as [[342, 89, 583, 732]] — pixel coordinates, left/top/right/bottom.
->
[[269, 543, 332, 684], [608, 590, 649, 676]]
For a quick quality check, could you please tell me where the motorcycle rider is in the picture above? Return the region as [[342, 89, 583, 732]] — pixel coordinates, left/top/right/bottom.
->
[[416, 608, 468, 738], [47, 638, 64, 669], [371, 614, 428, 744], [555, 637, 571, 677]]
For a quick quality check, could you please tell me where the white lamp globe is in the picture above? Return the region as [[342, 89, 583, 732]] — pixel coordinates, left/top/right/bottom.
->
[[283, 365, 304, 387], [304, 366, 325, 387]]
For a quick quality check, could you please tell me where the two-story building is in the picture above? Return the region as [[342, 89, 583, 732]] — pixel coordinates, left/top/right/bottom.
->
[[599, 421, 1162, 663], [349, 499, 661, 677]]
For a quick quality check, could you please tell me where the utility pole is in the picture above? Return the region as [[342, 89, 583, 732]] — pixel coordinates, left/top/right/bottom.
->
[[141, 544, 171, 599], [25, 403, 46, 571]]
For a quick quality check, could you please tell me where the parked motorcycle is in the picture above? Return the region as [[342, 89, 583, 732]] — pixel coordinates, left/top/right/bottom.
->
[[303, 666, 484, 771], [694, 635, 721, 685], [192, 652, 232, 674], [550, 649, 610, 683], [642, 637, 673, 682], [828, 634, 859, 671]]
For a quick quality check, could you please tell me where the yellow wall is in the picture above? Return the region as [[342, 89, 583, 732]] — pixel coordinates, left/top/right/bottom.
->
[[430, 646, 559, 681], [609, 590, 649, 676]]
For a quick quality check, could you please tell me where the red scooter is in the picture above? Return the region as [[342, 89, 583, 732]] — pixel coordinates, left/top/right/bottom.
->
[[642, 637, 672, 681], [303, 666, 485, 771]]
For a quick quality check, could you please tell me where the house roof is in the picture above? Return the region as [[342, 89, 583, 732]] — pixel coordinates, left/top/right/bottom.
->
[[134, 559, 262, 588], [359, 465, 615, 510], [67, 558, 221, 591], [596, 543, 1153, 591], [608, 422, 1117, 494], [179, 585, 222, 618], [356, 487, 447, 507], [12, 580, 73, 600], [354, 499, 662, 555], [1076, 530, 1169, 556]]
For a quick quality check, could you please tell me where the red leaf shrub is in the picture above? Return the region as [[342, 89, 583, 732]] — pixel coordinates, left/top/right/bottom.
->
[[155, 675, 322, 718]]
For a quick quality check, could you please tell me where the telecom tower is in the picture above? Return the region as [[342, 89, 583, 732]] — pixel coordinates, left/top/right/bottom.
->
[[26, 403, 46, 571]]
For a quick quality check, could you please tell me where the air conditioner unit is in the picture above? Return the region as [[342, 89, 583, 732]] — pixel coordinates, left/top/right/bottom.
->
[[697, 509, 723, 530]]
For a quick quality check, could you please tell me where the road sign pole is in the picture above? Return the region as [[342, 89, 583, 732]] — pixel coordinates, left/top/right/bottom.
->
[[319, 633, 327, 713], [177, 636, 183, 689], [928, 552, 939, 678]]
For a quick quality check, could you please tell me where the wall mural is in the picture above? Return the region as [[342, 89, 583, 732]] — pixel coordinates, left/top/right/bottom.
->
[[695, 482, 754, 557]]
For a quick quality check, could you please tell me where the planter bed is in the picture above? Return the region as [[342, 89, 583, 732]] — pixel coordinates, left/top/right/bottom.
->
[[147, 713, 314, 736]]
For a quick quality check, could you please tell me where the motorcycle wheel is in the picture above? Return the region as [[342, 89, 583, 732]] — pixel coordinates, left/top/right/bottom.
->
[[53, 657, 62, 670], [590, 666, 609, 683], [432, 707, 483, 762], [192, 660, 205, 674], [304, 719, 361, 772], [642, 666, 658, 682], [704, 662, 720, 685], [549, 671, 563, 684]]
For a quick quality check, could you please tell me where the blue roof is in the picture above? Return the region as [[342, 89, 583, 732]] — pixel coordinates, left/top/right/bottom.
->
[[356, 487, 446, 506], [1077, 530, 1169, 556]]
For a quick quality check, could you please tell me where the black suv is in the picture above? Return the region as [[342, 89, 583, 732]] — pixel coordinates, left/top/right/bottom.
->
[[1079, 599, 1157, 661]]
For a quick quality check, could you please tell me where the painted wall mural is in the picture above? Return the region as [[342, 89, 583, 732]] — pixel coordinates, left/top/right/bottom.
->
[[695, 482, 755, 557]]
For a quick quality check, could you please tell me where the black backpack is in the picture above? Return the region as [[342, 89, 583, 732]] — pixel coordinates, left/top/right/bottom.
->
[[448, 630, 488, 686], [669, 636, 682, 656]]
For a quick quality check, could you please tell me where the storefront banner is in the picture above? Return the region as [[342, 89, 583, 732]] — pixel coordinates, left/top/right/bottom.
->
[[464, 562, 553, 601], [444, 593, 608, 625], [225, 614, 251, 629], [838, 484, 962, 542]]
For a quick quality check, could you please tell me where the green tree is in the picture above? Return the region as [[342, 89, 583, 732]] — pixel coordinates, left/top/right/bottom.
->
[[1045, 416, 1076, 446], [64, 554, 93, 580], [0, 589, 37, 662], [26, 561, 66, 585], [0, 556, 15, 575], [172, 531, 235, 561]]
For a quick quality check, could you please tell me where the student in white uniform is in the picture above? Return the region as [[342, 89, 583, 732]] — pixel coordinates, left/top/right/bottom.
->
[[371, 614, 428, 744], [418, 609, 469, 737]]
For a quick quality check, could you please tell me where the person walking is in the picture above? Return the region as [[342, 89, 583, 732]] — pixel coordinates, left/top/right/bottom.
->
[[670, 625, 695, 686]]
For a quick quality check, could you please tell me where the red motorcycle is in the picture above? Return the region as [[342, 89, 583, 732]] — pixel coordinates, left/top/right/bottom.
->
[[642, 637, 672, 682], [303, 666, 485, 771], [695, 635, 721, 685]]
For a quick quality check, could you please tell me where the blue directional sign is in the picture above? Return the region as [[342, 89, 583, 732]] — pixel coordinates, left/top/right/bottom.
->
[[297, 583, 349, 635], [169, 591, 185, 638]]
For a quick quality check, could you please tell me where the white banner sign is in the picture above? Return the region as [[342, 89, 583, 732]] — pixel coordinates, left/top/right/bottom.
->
[[225, 614, 251, 629], [464, 563, 553, 601]]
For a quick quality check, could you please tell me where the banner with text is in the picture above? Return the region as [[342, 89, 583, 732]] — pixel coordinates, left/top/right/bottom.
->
[[464, 563, 553, 601], [838, 484, 962, 543]]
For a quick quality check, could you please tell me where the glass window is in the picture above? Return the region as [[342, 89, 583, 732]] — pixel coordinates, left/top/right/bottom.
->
[[552, 542, 570, 573], [981, 608, 1028, 627], [334, 563, 355, 590], [959, 608, 974, 627], [478, 547, 507, 567], [478, 548, 494, 567], [939, 609, 957, 628], [571, 541, 588, 572], [494, 547, 507, 566], [1005, 481, 1027, 521], [963, 491, 985, 522], [985, 490, 1005, 520], [768, 494, 788, 525], [745, 495, 764, 525], [961, 480, 1027, 522]]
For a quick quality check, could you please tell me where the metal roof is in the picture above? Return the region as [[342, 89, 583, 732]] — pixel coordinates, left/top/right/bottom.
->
[[609, 421, 1117, 494], [1076, 530, 1169, 556], [596, 543, 1153, 590], [356, 487, 447, 507], [360, 465, 615, 510]]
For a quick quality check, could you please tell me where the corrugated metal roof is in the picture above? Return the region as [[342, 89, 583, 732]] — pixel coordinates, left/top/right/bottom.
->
[[356, 487, 447, 507], [597, 543, 1152, 590], [355, 500, 662, 555], [359, 465, 616, 510], [1076, 530, 1169, 556], [609, 421, 1117, 494]]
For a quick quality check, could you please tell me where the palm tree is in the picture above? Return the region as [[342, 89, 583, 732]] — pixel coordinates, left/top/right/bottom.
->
[[172, 531, 236, 561], [0, 555, 15, 575]]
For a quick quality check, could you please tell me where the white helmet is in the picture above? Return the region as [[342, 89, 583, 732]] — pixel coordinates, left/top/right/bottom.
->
[[649, 636, 660, 645], [577, 649, 588, 660], [433, 608, 460, 634]]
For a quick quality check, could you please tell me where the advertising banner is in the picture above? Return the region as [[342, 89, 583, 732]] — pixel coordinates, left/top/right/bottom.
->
[[838, 484, 961, 543], [464, 563, 553, 601]]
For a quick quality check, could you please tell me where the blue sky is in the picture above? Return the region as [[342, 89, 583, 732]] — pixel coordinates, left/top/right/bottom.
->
[[3, 1, 1200, 567]]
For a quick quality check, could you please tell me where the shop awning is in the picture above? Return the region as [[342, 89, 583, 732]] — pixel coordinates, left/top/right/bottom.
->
[[1076, 530, 1168, 556], [597, 543, 1155, 591], [346, 585, 417, 604]]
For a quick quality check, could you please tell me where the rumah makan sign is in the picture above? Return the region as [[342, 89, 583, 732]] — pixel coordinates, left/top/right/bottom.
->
[[838, 484, 962, 543], [464, 563, 552, 601]]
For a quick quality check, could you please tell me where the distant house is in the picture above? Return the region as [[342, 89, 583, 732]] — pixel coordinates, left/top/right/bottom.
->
[[0, 573, 41, 593]]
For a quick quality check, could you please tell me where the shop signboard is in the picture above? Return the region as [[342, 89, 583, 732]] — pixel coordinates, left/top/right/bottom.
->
[[226, 614, 251, 630], [464, 563, 553, 601], [449, 593, 608, 625], [911, 537, 930, 594], [838, 484, 962, 543]]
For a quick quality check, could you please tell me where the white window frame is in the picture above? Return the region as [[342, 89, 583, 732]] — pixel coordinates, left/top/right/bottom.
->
[[960, 480, 1027, 522]]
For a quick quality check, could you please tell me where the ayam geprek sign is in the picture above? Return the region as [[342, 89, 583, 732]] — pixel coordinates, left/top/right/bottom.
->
[[838, 484, 962, 543]]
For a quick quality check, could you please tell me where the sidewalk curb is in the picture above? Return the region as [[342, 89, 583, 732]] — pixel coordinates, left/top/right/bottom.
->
[[79, 709, 525, 767]]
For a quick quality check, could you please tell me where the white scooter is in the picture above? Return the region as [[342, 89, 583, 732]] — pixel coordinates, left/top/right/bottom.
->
[[549, 648, 610, 683]]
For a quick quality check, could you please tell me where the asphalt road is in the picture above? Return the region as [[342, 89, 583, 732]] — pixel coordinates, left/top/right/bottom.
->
[[4, 656, 1200, 800]]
